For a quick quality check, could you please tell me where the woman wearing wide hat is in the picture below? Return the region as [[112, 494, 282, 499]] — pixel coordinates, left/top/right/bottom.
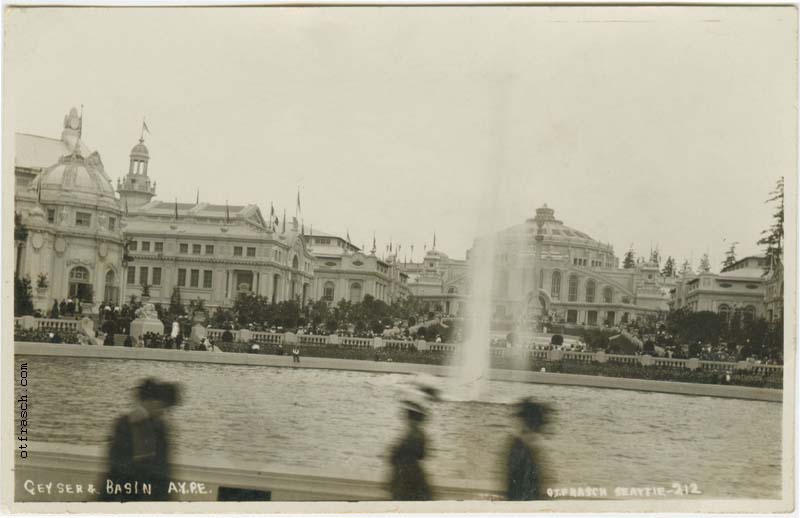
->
[[387, 376, 441, 500], [506, 398, 551, 500], [101, 378, 181, 501]]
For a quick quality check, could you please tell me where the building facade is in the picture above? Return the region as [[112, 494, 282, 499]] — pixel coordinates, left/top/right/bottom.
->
[[669, 256, 767, 324], [14, 108, 125, 313], [471, 205, 673, 330], [118, 137, 316, 309], [402, 249, 469, 316], [307, 231, 410, 304]]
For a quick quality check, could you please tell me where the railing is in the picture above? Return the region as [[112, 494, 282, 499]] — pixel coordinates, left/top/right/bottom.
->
[[299, 334, 327, 346], [561, 351, 594, 363], [15, 316, 80, 332], [14, 318, 783, 375], [607, 354, 639, 365], [653, 357, 690, 369], [340, 337, 373, 348]]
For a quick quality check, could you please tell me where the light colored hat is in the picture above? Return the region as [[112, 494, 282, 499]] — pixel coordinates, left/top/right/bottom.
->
[[400, 373, 441, 414]]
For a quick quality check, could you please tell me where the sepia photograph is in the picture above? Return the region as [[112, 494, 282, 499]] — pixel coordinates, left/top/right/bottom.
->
[[2, 4, 796, 514]]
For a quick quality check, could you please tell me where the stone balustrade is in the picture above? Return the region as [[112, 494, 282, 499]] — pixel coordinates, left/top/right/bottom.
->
[[15, 316, 79, 332], [14, 317, 782, 375]]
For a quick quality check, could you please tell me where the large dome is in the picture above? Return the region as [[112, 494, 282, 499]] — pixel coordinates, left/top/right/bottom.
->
[[525, 205, 605, 247], [34, 144, 117, 204]]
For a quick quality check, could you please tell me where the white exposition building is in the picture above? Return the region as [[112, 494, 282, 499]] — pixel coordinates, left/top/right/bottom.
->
[[13, 108, 409, 313]]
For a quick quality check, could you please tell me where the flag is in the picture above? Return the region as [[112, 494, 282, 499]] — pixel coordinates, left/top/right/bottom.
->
[[296, 189, 301, 217], [196, 189, 199, 205], [225, 201, 230, 223], [174, 198, 178, 220], [141, 118, 150, 140], [433, 232, 437, 249], [301, 221, 305, 235], [346, 229, 351, 243], [282, 209, 286, 233]]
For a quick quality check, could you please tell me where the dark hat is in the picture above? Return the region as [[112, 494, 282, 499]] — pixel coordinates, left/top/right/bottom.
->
[[514, 398, 550, 429], [136, 378, 181, 407]]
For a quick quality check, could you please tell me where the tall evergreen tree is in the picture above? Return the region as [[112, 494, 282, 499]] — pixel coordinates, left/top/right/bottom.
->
[[623, 247, 636, 269], [649, 249, 661, 267], [721, 242, 738, 269], [661, 256, 675, 277], [15, 276, 34, 316], [698, 253, 711, 273], [757, 177, 784, 271]]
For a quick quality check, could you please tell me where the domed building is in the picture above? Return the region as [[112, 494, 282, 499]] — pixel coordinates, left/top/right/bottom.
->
[[14, 108, 125, 313], [470, 205, 671, 330]]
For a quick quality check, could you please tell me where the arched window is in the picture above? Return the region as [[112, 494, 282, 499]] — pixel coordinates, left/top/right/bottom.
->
[[323, 281, 335, 302], [743, 305, 756, 325], [292, 256, 299, 270], [718, 304, 730, 321], [551, 271, 561, 300], [568, 275, 579, 302], [603, 286, 613, 303], [585, 279, 596, 303], [350, 282, 362, 302], [69, 266, 93, 302]]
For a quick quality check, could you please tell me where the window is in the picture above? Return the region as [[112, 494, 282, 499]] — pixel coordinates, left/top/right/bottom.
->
[[190, 269, 199, 287], [567, 310, 578, 324], [203, 270, 213, 289], [568, 275, 579, 302], [179, 243, 189, 254], [154, 242, 163, 253], [108, 217, 116, 231], [323, 281, 335, 302], [47, 209, 55, 224], [205, 245, 214, 255], [141, 241, 151, 252], [550, 271, 561, 300], [247, 247, 256, 257], [350, 282, 362, 302], [75, 212, 91, 227], [177, 269, 186, 287], [129, 241, 138, 251], [234, 246, 243, 257], [152, 268, 162, 286], [139, 267, 149, 285], [603, 286, 613, 304], [718, 304, 730, 321], [193, 244, 201, 255], [127, 266, 136, 285], [585, 279, 596, 303], [317, 238, 330, 245]]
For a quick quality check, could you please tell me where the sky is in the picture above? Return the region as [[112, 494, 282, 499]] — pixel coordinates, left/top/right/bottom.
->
[[4, 6, 796, 269]]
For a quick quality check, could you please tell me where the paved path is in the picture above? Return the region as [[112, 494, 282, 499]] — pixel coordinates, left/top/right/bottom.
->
[[15, 342, 782, 402]]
